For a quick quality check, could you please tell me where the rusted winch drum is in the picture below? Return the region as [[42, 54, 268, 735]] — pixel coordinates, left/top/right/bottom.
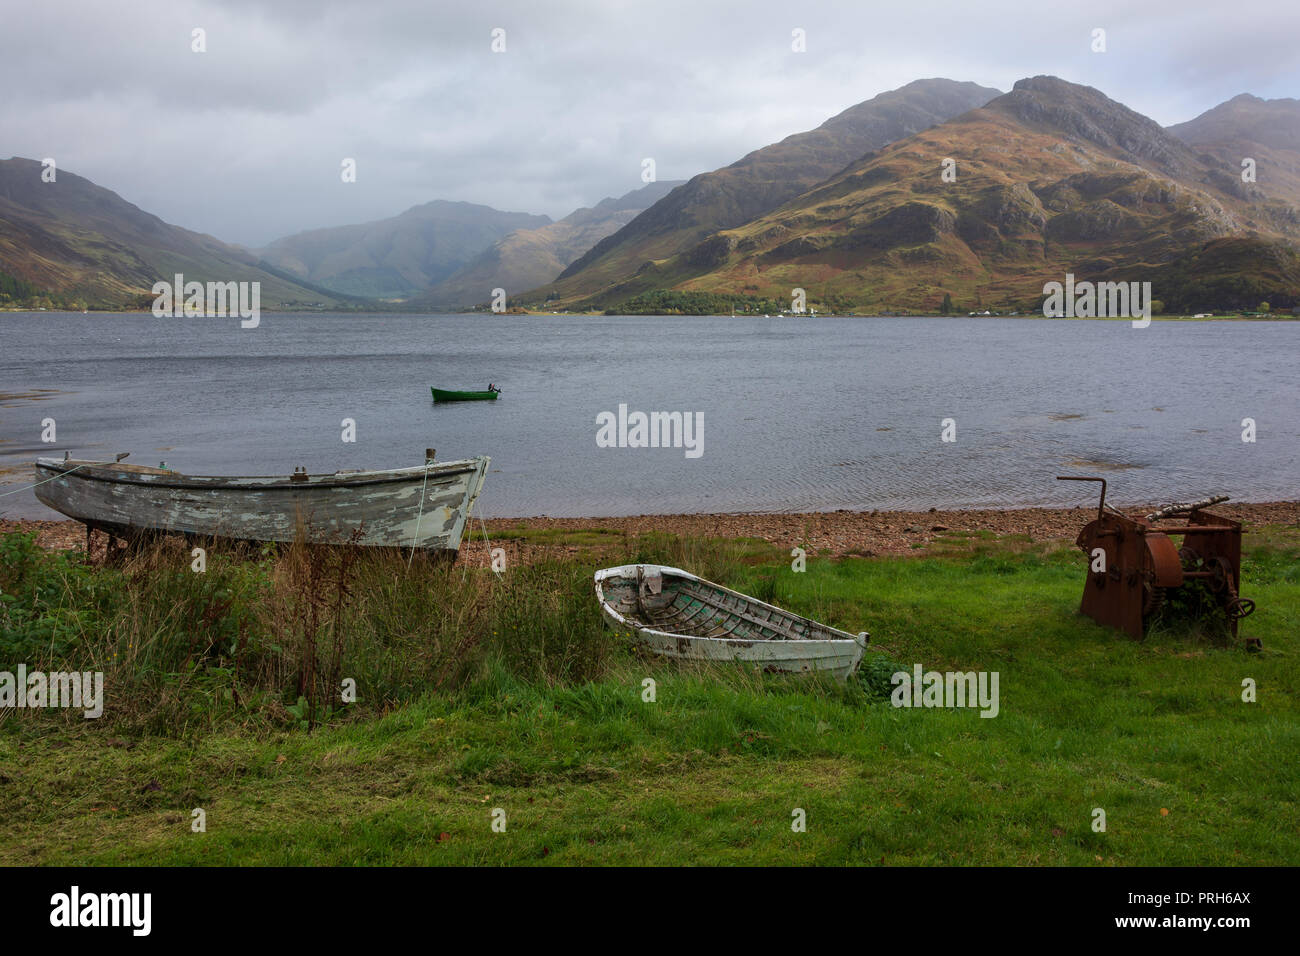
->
[[1059, 477, 1256, 645]]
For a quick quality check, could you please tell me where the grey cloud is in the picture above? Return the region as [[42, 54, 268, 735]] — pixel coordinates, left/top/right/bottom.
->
[[3, 0, 1295, 246]]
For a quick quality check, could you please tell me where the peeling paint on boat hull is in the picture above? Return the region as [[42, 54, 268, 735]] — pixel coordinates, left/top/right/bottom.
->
[[33, 456, 490, 553], [594, 563, 868, 681]]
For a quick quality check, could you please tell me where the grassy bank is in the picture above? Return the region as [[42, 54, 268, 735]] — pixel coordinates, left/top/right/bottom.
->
[[1, 526, 1296, 865]]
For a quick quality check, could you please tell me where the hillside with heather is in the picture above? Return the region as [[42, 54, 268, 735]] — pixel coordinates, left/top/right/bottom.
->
[[533, 78, 1003, 305], [0, 157, 353, 310], [5, 80, 1298, 316], [526, 77, 1300, 314]]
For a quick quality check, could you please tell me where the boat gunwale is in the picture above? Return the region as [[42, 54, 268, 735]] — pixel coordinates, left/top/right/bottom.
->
[[594, 563, 867, 648], [34, 457, 484, 492]]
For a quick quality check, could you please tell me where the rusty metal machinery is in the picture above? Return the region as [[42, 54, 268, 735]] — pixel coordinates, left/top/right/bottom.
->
[[1057, 476, 1257, 646]]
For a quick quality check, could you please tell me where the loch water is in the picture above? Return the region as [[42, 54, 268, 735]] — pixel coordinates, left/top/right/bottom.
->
[[1, 312, 1296, 518]]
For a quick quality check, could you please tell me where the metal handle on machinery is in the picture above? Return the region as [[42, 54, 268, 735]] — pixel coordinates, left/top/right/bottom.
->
[[1057, 475, 1108, 524]]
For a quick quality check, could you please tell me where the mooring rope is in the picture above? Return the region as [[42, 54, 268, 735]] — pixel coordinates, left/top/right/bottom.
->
[[477, 505, 503, 578], [0, 462, 90, 497], [406, 459, 433, 571]]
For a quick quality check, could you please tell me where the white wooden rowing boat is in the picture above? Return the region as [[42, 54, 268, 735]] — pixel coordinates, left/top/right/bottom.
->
[[33, 454, 489, 554], [594, 564, 868, 680]]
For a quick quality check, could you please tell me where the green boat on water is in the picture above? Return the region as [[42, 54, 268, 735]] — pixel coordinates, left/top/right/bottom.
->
[[431, 387, 501, 402]]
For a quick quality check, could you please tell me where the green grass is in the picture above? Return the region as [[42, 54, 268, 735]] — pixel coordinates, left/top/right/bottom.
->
[[1, 527, 1296, 865]]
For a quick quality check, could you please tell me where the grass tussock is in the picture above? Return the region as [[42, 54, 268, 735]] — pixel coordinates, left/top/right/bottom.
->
[[0, 531, 625, 737]]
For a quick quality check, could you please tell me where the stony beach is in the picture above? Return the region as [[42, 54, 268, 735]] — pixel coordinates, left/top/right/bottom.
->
[[6, 500, 1297, 565]]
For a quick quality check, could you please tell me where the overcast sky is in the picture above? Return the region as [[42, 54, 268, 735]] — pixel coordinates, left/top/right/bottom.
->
[[3, 0, 1297, 247]]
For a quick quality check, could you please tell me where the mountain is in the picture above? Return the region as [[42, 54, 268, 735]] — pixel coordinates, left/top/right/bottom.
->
[[1168, 93, 1300, 208], [537, 77, 1300, 314], [529, 78, 1003, 303], [1168, 93, 1300, 151], [414, 180, 683, 310], [0, 157, 355, 309], [259, 201, 551, 299]]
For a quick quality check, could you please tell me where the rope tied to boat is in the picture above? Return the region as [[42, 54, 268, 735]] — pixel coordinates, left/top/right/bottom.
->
[[477, 504, 503, 579], [0, 462, 91, 498], [405, 458, 433, 571]]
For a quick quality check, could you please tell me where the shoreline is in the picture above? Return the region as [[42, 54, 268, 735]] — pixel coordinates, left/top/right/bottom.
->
[[5, 500, 1297, 562], [3, 309, 1296, 320]]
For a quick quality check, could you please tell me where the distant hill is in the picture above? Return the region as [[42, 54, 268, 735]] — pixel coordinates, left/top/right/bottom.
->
[[7, 79, 1298, 317], [533, 77, 1300, 314], [529, 78, 1003, 304], [414, 180, 683, 310], [1168, 93, 1300, 209], [0, 157, 354, 309], [1169, 93, 1300, 151], [259, 201, 551, 299]]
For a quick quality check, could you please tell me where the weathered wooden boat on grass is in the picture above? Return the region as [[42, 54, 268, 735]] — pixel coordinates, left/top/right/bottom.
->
[[594, 564, 868, 680], [33, 454, 490, 554], [431, 387, 500, 402]]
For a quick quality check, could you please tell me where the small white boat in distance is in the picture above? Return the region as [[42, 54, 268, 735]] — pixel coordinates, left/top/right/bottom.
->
[[594, 563, 868, 680]]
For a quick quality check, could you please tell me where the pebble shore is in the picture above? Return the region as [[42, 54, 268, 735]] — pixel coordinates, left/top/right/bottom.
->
[[6, 501, 1294, 565]]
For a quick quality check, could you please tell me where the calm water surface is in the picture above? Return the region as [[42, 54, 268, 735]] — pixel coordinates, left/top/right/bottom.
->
[[1, 313, 1296, 518]]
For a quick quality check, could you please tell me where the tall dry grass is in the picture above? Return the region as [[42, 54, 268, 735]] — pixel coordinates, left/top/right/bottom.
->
[[0, 530, 619, 736]]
